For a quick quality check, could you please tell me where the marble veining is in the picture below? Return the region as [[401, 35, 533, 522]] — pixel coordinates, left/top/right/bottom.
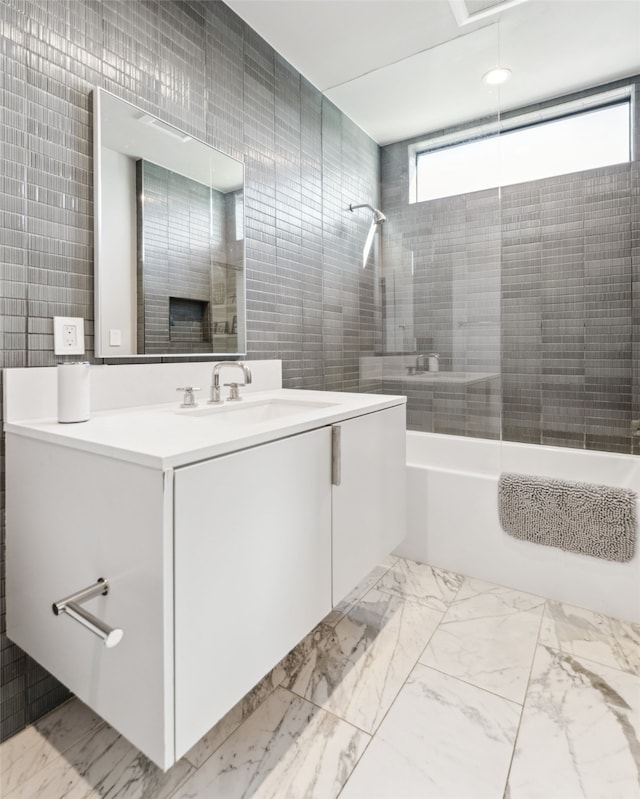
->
[[375, 558, 464, 611], [0, 698, 103, 796], [420, 577, 545, 703], [540, 600, 640, 676], [2, 559, 637, 799], [339, 663, 520, 799], [184, 622, 334, 769], [284, 587, 444, 734], [323, 559, 396, 627], [172, 687, 369, 799], [4, 723, 193, 799], [506, 645, 640, 799]]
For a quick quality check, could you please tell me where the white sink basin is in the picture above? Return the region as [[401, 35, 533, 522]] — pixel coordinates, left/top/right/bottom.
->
[[178, 398, 338, 425]]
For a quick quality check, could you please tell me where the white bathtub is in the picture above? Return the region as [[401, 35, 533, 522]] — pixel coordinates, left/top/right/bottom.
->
[[399, 432, 640, 623]]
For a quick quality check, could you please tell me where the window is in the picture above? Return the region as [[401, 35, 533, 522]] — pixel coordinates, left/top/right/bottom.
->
[[414, 98, 631, 203]]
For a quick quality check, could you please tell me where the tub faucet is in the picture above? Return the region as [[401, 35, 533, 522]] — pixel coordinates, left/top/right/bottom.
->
[[209, 361, 252, 404]]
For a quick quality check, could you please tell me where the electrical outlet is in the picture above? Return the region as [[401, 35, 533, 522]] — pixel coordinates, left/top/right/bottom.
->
[[53, 316, 85, 355], [63, 324, 77, 347]]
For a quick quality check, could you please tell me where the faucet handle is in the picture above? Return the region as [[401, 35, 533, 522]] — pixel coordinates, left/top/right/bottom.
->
[[177, 386, 200, 408], [223, 382, 243, 401]]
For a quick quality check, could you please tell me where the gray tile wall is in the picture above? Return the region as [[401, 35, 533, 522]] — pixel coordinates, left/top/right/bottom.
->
[[0, 0, 380, 740], [502, 161, 638, 452], [137, 161, 228, 354], [381, 78, 640, 451]]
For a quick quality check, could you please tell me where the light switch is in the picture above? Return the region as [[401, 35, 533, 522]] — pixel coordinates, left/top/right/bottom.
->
[[109, 329, 122, 347]]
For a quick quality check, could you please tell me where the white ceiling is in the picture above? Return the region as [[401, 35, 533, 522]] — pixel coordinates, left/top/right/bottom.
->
[[224, 0, 640, 145]]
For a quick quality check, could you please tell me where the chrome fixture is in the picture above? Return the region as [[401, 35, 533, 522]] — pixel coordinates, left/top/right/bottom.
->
[[415, 354, 427, 372], [348, 203, 386, 268], [224, 382, 242, 401], [177, 386, 200, 408], [331, 426, 341, 486], [209, 361, 252, 403], [52, 578, 123, 648], [348, 203, 387, 224]]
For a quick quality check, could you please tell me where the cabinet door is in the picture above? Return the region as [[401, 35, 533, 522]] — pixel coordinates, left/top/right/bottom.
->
[[332, 404, 406, 604], [173, 428, 332, 758]]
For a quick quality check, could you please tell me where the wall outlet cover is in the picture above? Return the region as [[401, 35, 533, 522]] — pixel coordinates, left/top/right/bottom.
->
[[53, 316, 85, 355]]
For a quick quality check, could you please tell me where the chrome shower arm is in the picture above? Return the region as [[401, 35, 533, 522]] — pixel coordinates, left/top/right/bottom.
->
[[348, 203, 386, 224]]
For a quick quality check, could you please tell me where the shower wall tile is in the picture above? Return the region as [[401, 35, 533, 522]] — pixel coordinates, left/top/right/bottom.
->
[[631, 161, 640, 455], [0, 0, 380, 742], [382, 77, 638, 450]]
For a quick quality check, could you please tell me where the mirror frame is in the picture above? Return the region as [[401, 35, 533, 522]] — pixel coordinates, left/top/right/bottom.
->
[[93, 88, 246, 359]]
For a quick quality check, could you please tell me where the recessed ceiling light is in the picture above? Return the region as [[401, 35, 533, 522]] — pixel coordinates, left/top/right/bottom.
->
[[482, 67, 512, 85]]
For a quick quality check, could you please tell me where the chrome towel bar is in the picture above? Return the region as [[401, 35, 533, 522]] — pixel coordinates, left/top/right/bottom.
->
[[52, 578, 124, 648]]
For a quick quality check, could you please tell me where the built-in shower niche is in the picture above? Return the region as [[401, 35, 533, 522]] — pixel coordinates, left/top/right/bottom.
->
[[169, 297, 211, 344]]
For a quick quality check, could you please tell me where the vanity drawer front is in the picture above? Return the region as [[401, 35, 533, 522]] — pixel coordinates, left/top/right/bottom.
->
[[173, 427, 332, 758], [5, 435, 174, 769]]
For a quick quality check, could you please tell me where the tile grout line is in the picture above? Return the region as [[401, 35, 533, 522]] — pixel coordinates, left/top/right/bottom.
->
[[412, 662, 526, 708], [335, 565, 465, 798], [541, 646, 640, 679], [181, 622, 337, 771], [499, 597, 549, 799]]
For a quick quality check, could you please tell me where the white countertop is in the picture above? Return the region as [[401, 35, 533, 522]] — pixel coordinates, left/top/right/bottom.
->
[[383, 372, 499, 386], [5, 389, 406, 470]]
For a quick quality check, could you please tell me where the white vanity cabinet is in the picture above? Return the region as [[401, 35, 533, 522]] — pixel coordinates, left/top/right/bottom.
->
[[5, 392, 405, 770], [173, 427, 333, 756], [6, 435, 175, 767], [332, 403, 407, 604]]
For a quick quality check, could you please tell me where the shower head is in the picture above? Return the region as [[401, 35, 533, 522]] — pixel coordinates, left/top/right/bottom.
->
[[348, 202, 386, 224]]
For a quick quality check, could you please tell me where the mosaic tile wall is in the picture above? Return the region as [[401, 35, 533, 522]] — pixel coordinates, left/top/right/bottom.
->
[[137, 161, 228, 354], [381, 78, 640, 451], [0, 0, 380, 740]]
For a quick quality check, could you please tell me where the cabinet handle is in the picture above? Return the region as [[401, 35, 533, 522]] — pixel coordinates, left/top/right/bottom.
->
[[52, 578, 124, 648], [331, 425, 341, 486]]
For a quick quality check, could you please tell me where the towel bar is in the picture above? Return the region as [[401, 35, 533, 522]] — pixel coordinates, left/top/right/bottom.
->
[[52, 578, 124, 648]]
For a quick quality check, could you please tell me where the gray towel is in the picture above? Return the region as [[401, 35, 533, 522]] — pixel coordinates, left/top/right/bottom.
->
[[498, 472, 636, 563]]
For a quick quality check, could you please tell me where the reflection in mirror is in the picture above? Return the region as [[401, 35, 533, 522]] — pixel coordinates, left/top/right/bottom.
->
[[93, 89, 245, 357]]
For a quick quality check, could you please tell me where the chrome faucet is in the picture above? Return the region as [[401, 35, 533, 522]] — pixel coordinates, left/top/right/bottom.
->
[[209, 362, 252, 404]]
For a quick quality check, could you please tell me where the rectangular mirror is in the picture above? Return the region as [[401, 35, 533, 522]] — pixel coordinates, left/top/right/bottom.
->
[[93, 89, 246, 358]]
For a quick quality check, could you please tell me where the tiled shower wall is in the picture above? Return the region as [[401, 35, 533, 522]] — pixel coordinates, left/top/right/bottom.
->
[[381, 78, 640, 452], [0, 0, 380, 740]]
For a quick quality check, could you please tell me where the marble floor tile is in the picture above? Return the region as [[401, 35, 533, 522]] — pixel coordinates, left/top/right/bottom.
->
[[420, 577, 545, 703], [506, 645, 640, 799], [323, 561, 395, 627], [284, 587, 443, 734], [5, 722, 193, 799], [171, 686, 369, 799], [540, 600, 640, 675], [0, 698, 104, 796], [184, 622, 333, 768], [376, 557, 464, 612], [339, 663, 521, 799]]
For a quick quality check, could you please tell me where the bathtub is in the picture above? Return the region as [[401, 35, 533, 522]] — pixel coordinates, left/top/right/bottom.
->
[[399, 432, 640, 623]]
